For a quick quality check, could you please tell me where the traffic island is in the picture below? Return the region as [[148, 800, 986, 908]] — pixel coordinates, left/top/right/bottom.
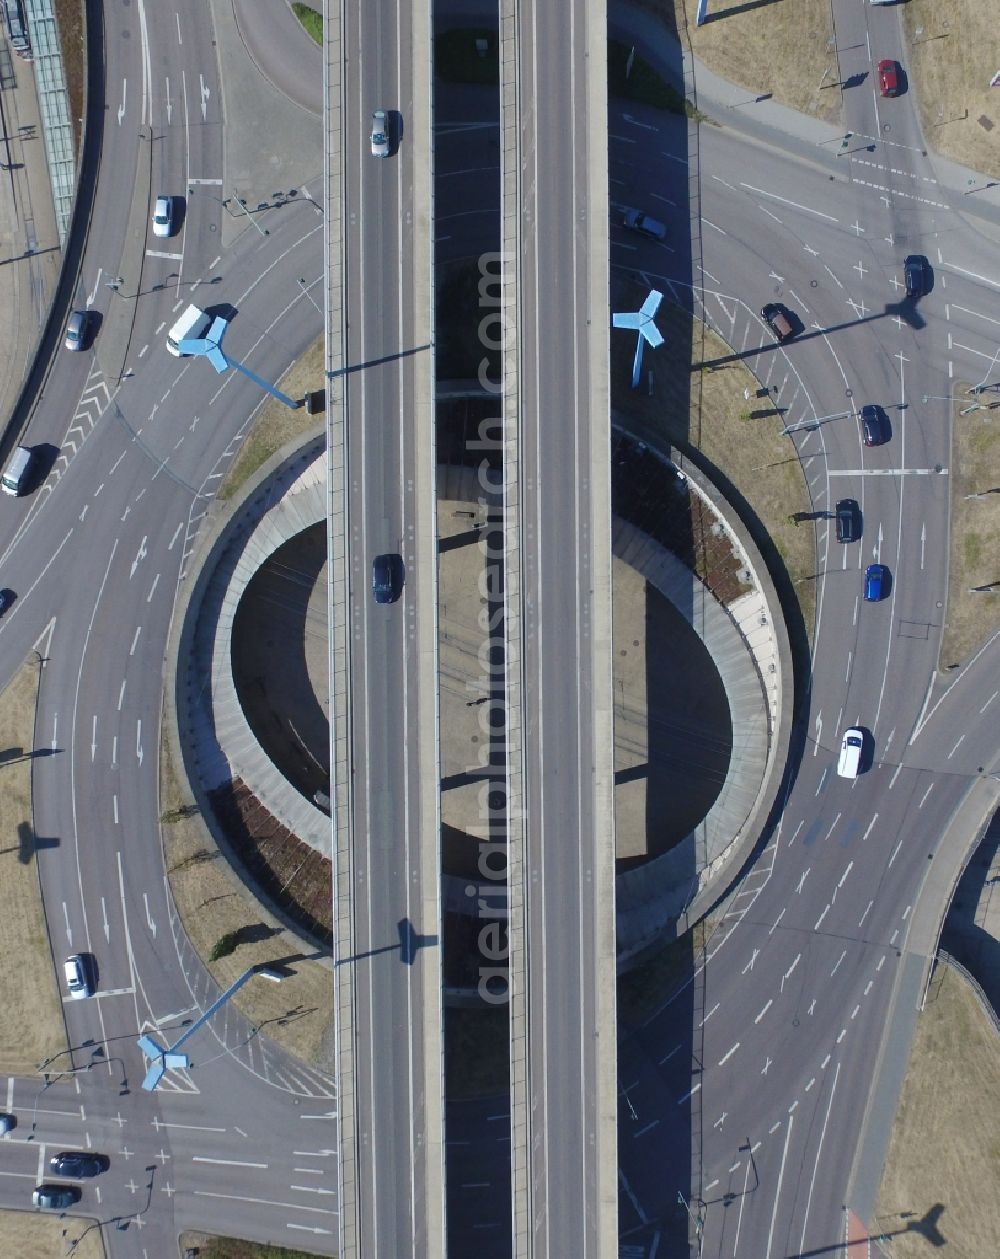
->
[[0, 655, 70, 1075], [940, 384, 1000, 669]]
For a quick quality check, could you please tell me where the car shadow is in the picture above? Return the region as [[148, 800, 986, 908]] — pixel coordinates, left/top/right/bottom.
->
[[858, 728, 876, 774], [30, 442, 61, 489], [85, 309, 103, 348]]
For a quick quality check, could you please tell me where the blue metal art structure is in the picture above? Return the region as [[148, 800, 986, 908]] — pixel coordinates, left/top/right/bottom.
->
[[612, 289, 665, 388], [178, 315, 302, 409]]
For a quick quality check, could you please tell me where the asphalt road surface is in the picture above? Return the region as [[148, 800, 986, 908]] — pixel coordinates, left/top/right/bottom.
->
[[4, 1, 1000, 1256], [609, 11, 1000, 1258], [0, 3, 336, 1254], [336, 0, 444, 1255], [510, 1, 618, 1256]]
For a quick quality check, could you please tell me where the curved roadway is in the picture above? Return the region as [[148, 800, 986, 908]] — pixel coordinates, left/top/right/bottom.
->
[[0, 3, 335, 1254], [5, 1, 1000, 1256], [610, 6, 1000, 1258]]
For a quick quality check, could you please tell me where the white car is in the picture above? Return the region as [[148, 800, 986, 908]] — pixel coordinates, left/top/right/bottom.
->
[[63, 955, 92, 1000], [370, 109, 389, 157], [837, 728, 864, 779], [152, 196, 175, 237]]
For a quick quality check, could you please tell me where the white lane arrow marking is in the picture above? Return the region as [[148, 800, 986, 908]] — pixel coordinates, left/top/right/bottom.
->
[[130, 536, 148, 579]]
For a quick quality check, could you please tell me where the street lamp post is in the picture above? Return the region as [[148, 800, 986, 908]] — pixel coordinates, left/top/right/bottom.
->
[[228, 187, 269, 238], [781, 408, 853, 436], [922, 392, 986, 415], [677, 1190, 705, 1253], [296, 276, 323, 316]]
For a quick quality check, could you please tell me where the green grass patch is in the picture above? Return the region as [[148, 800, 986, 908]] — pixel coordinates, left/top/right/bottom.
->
[[445, 1004, 510, 1098], [608, 39, 702, 119], [209, 930, 240, 962], [617, 922, 706, 1031], [436, 258, 501, 383], [290, 3, 322, 45], [436, 28, 498, 85], [193, 1239, 323, 1259], [964, 533, 982, 568]]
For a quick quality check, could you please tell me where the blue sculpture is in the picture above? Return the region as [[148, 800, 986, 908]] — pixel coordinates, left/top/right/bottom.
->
[[612, 290, 665, 389], [178, 315, 301, 409]]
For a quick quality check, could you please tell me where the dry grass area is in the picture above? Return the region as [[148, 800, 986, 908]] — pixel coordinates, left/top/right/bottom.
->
[[160, 729, 333, 1069], [638, 0, 838, 122], [0, 1210, 105, 1259], [54, 0, 86, 158], [180, 1231, 321, 1259], [218, 336, 326, 501], [0, 659, 69, 1075], [902, 0, 1000, 179], [612, 286, 817, 646], [874, 962, 1000, 1257], [939, 393, 1000, 670]]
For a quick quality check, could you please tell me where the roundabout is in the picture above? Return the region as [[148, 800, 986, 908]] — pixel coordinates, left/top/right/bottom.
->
[[167, 409, 792, 971]]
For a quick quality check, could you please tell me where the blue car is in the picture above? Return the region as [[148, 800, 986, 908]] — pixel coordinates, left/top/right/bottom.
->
[[864, 564, 889, 601]]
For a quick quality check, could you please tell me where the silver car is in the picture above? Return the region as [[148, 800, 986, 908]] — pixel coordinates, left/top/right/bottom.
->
[[152, 195, 175, 237], [370, 109, 389, 157], [64, 310, 88, 352]]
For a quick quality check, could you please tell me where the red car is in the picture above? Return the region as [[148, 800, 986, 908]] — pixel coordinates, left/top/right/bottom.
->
[[878, 60, 901, 98]]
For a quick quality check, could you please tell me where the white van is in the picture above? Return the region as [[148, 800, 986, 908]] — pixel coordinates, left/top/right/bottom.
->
[[166, 303, 210, 357], [1, 445, 35, 496], [837, 728, 864, 778]]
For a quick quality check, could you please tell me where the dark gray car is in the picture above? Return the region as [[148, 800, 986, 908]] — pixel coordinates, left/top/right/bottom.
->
[[49, 1151, 106, 1178], [33, 1183, 80, 1209], [371, 553, 404, 604], [835, 499, 859, 543], [904, 254, 929, 298]]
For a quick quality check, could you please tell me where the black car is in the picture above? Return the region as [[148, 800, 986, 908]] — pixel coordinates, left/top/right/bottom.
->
[[0, 588, 14, 615], [904, 254, 929, 298], [33, 1183, 80, 1209], [49, 1151, 106, 1178], [859, 404, 887, 447], [835, 499, 860, 543], [371, 553, 404, 604], [761, 302, 794, 342]]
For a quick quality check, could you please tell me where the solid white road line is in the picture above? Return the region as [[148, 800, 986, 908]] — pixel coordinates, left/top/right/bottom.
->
[[192, 1156, 267, 1168], [740, 183, 838, 222], [764, 1113, 794, 1259], [798, 1062, 841, 1255]]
